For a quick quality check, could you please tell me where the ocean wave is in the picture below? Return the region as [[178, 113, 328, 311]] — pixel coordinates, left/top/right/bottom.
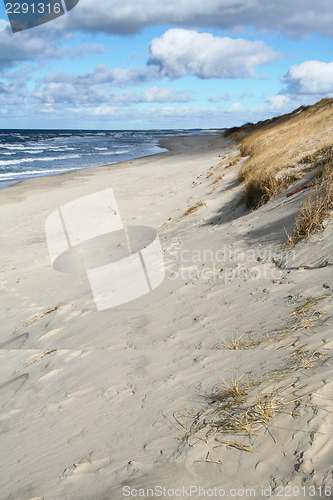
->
[[0, 154, 81, 166], [83, 150, 130, 157], [0, 167, 78, 180], [1, 144, 32, 150], [0, 162, 118, 180], [1, 144, 77, 153], [22, 150, 46, 154]]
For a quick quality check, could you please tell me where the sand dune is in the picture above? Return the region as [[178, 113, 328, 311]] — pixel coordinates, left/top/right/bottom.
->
[[0, 122, 332, 499]]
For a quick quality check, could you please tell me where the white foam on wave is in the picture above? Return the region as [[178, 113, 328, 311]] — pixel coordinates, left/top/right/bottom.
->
[[0, 154, 81, 166], [1, 144, 48, 151], [0, 162, 117, 180], [23, 150, 45, 154], [85, 151, 129, 157], [0, 167, 78, 180], [1, 144, 77, 153]]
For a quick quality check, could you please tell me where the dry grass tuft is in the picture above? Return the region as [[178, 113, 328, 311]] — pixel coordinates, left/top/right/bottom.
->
[[288, 347, 323, 371], [219, 324, 300, 351], [205, 381, 299, 436], [213, 172, 225, 185], [209, 377, 253, 408], [290, 295, 329, 317], [220, 331, 263, 350], [241, 173, 299, 209], [288, 295, 330, 328], [178, 291, 331, 456], [228, 98, 333, 209], [288, 153, 333, 244], [183, 201, 206, 216]]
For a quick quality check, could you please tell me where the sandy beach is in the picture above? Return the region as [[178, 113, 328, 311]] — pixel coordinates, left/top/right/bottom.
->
[[1, 126, 332, 500]]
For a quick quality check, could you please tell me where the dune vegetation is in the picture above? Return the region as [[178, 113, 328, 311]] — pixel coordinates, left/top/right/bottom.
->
[[226, 98, 333, 209], [225, 98, 333, 242]]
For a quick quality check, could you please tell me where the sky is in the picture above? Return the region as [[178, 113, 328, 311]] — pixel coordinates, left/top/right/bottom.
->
[[0, 0, 333, 129]]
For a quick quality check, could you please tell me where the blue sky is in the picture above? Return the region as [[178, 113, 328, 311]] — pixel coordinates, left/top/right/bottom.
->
[[0, 0, 333, 129]]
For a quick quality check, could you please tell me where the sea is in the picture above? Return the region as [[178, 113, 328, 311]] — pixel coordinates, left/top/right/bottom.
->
[[0, 129, 221, 189]]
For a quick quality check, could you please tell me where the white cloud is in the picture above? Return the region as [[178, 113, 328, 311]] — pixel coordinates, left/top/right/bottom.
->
[[37, 29, 277, 91], [266, 95, 291, 111], [68, 44, 106, 58], [0, 20, 105, 71], [282, 61, 333, 95], [33, 81, 108, 105], [141, 86, 192, 103], [226, 102, 246, 112], [31, 80, 192, 107], [41, 64, 159, 87], [112, 91, 139, 104], [113, 87, 192, 104], [209, 92, 233, 103], [0, 20, 63, 69], [148, 29, 279, 79], [62, 0, 333, 38], [81, 65, 159, 86], [76, 103, 264, 129]]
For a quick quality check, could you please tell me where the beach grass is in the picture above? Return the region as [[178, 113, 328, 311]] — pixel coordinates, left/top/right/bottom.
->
[[288, 151, 333, 244], [203, 378, 301, 437], [180, 289, 331, 451], [225, 98, 333, 210]]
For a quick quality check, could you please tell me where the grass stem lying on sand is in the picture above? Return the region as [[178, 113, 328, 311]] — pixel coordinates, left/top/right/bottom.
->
[[24, 302, 64, 327], [288, 295, 331, 328], [183, 201, 206, 216]]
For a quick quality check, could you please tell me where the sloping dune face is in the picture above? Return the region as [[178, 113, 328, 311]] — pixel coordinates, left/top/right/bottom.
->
[[0, 102, 332, 499]]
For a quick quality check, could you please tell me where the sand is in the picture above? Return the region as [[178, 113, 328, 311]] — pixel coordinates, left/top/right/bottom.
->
[[0, 135, 332, 500]]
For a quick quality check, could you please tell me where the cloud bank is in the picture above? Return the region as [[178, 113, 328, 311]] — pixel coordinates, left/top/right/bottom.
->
[[0, 20, 104, 70], [62, 0, 333, 38]]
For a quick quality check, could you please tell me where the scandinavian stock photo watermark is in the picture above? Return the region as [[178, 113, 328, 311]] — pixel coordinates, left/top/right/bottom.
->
[[45, 189, 165, 311], [165, 244, 295, 284], [122, 484, 332, 498], [45, 189, 295, 312]]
